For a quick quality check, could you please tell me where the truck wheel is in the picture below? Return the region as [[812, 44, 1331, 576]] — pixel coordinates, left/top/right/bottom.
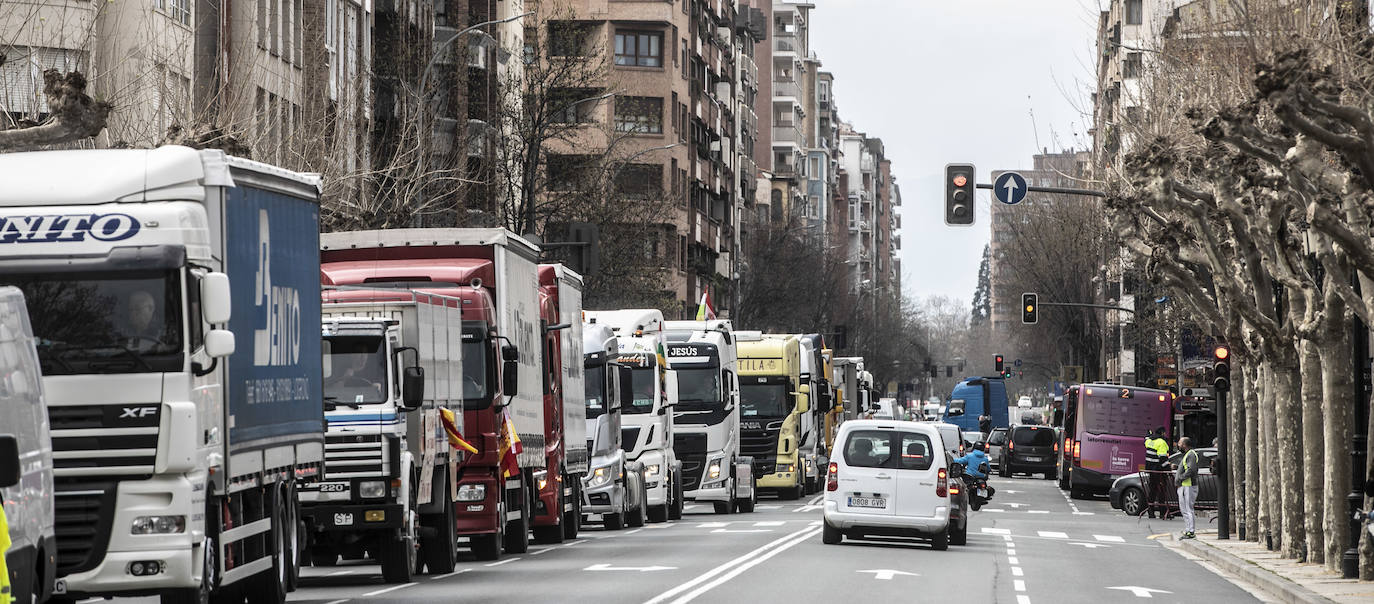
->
[[647, 503, 668, 523], [735, 484, 757, 513], [379, 531, 417, 584], [1058, 467, 1070, 490], [161, 522, 218, 604], [471, 533, 502, 561], [627, 483, 647, 528], [562, 481, 581, 540], [420, 499, 458, 574], [668, 477, 684, 520], [246, 489, 289, 604], [503, 490, 530, 554], [604, 511, 625, 530]]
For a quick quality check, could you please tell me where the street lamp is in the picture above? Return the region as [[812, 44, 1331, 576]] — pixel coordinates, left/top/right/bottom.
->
[[419, 12, 533, 98]]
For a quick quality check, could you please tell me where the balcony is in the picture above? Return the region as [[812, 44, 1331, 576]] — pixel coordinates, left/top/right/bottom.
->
[[772, 122, 803, 145], [773, 79, 800, 100], [774, 32, 798, 56]]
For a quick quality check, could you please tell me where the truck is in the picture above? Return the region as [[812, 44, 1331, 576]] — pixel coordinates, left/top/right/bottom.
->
[[0, 287, 56, 604], [318, 228, 543, 560], [300, 288, 463, 582], [580, 322, 647, 529], [532, 265, 587, 542], [736, 331, 806, 500], [582, 309, 681, 522], [944, 376, 1010, 431], [0, 146, 325, 603], [826, 356, 864, 454], [663, 320, 755, 515]]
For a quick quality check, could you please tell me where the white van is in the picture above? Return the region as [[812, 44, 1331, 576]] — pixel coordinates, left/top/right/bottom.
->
[[0, 287, 55, 604], [822, 420, 952, 550]]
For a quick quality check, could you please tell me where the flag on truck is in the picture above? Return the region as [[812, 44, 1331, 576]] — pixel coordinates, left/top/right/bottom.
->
[[498, 409, 523, 478], [439, 408, 478, 454], [695, 285, 716, 321]]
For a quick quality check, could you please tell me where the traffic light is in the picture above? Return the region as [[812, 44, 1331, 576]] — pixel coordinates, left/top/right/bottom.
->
[[945, 164, 976, 226], [1022, 293, 1038, 324], [1213, 345, 1231, 392], [995, 354, 1005, 373]]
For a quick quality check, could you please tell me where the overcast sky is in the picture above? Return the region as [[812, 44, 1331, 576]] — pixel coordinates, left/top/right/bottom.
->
[[809, 0, 1101, 306]]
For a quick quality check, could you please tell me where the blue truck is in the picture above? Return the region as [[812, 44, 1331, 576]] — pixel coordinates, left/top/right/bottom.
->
[[0, 146, 324, 604], [944, 376, 1010, 432]]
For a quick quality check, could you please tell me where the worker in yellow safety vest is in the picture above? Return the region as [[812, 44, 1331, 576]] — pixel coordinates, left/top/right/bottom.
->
[[1174, 436, 1200, 539], [1144, 427, 1171, 518], [1, 498, 12, 604]]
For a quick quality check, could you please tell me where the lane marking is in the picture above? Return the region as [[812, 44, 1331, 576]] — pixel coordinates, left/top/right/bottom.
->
[[324, 600, 350, 604], [984, 508, 1006, 513], [1008, 556, 1019, 565], [530, 547, 556, 555], [363, 583, 416, 597], [485, 557, 521, 567], [1012, 566, 1023, 576], [712, 528, 773, 533], [1014, 579, 1026, 592], [625, 528, 644, 535], [807, 494, 824, 505], [429, 568, 473, 580], [1094, 535, 1125, 543], [1007, 549, 1016, 555], [1037, 531, 1068, 539], [1018, 596, 1032, 604], [653, 528, 821, 603], [1027, 510, 1049, 514], [754, 521, 785, 527], [793, 504, 822, 513], [981, 527, 1011, 535], [756, 505, 782, 510], [699, 522, 730, 528], [1073, 512, 1095, 516], [809, 520, 822, 527], [643, 526, 819, 604]]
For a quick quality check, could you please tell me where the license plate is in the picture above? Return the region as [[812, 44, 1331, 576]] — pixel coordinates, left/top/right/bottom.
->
[[53, 579, 66, 595], [848, 496, 887, 508], [333, 512, 354, 526], [978, 488, 988, 498], [1024, 456, 1041, 462]]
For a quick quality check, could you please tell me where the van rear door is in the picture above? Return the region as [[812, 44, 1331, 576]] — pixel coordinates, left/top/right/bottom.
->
[[835, 428, 897, 515], [894, 430, 942, 518]]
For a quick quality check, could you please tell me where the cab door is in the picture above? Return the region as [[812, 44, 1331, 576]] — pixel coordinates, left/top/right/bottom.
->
[[834, 428, 897, 515], [894, 430, 942, 518]]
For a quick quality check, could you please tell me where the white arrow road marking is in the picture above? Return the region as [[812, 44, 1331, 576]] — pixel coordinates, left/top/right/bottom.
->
[[1037, 531, 1068, 539], [586, 563, 678, 572], [712, 528, 774, 533], [856, 569, 919, 580], [1069, 542, 1112, 549], [1106, 586, 1173, 598], [981, 527, 1011, 535], [1094, 535, 1125, 542]]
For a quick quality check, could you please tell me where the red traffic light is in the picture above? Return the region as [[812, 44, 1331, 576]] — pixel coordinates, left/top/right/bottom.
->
[[1214, 346, 1229, 360], [952, 174, 968, 187]]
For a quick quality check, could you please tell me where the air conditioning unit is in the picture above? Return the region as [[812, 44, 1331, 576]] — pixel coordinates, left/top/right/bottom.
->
[[716, 26, 731, 46], [715, 81, 731, 100]]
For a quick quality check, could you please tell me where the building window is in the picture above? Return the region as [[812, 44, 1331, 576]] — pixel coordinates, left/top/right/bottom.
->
[[1125, 0, 1142, 25], [615, 30, 663, 67], [549, 22, 591, 57], [1124, 52, 1141, 78], [550, 88, 599, 123], [156, 0, 192, 25], [615, 96, 663, 134], [615, 164, 664, 197], [547, 155, 592, 190]]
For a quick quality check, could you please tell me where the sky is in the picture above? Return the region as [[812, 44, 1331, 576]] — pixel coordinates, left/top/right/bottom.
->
[[808, 0, 1102, 305]]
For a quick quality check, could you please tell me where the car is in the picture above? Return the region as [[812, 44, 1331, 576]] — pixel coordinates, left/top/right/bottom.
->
[[986, 427, 1008, 468], [1109, 448, 1219, 516], [822, 420, 956, 550], [962, 430, 986, 448], [932, 422, 965, 456], [999, 425, 1058, 479], [1017, 395, 1033, 408]]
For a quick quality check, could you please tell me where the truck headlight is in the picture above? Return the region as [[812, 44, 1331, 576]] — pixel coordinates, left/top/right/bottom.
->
[[358, 480, 387, 498], [588, 465, 616, 488], [131, 515, 186, 535], [457, 484, 486, 502], [644, 464, 661, 478], [706, 459, 723, 480]]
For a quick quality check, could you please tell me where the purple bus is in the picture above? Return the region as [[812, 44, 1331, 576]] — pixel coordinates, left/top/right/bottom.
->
[[1059, 384, 1174, 498]]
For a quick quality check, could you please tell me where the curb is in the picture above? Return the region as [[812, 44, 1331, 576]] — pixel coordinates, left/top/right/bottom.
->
[[1177, 537, 1335, 604]]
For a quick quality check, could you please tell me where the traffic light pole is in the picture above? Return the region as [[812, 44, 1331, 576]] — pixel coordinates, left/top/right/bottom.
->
[[1217, 387, 1230, 540]]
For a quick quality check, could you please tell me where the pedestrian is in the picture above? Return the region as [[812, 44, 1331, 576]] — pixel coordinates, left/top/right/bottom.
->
[[1175, 436, 1200, 539], [978, 413, 992, 434], [1144, 427, 1170, 518]]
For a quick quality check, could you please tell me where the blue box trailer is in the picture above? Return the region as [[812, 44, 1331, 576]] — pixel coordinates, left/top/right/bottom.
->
[[943, 376, 1009, 431]]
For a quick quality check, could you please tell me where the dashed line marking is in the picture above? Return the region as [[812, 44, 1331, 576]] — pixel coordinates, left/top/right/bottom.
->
[[625, 528, 644, 535], [485, 557, 521, 567], [1011, 566, 1023, 576], [1008, 556, 1019, 565], [1007, 549, 1016, 555], [982, 527, 1011, 535], [327, 569, 355, 576], [1027, 510, 1050, 514], [363, 583, 416, 597], [430, 569, 472, 580], [1017, 596, 1031, 604], [529, 547, 556, 556], [1094, 535, 1125, 543], [754, 521, 785, 527], [698, 522, 731, 528], [1013, 579, 1026, 592], [1037, 531, 1068, 539]]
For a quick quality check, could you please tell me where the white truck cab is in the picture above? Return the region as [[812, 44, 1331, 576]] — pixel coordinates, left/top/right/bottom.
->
[[581, 323, 646, 529], [0, 287, 56, 604]]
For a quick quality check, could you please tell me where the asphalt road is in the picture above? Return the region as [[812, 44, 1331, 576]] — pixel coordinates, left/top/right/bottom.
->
[[76, 474, 1263, 604]]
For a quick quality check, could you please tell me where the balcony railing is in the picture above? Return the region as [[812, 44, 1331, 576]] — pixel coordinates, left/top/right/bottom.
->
[[772, 123, 802, 144], [774, 32, 797, 54], [773, 79, 800, 99]]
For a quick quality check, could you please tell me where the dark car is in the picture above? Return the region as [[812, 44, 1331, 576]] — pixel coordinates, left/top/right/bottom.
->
[[986, 427, 1008, 468], [946, 456, 973, 546], [998, 425, 1058, 479], [1109, 448, 1219, 516]]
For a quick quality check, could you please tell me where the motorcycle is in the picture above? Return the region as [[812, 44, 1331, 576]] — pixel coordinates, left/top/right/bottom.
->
[[964, 462, 994, 511]]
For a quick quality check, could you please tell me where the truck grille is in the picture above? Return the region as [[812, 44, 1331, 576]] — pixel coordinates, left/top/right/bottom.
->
[[48, 404, 159, 481], [324, 434, 391, 479], [54, 485, 117, 576], [741, 429, 778, 478], [673, 433, 707, 491]]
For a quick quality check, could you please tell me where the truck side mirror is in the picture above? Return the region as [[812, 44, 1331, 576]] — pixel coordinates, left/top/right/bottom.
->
[[794, 391, 810, 413], [201, 272, 232, 324], [502, 344, 520, 362], [618, 365, 634, 410], [205, 329, 235, 359], [0, 435, 19, 489], [502, 361, 519, 397], [402, 367, 425, 410]]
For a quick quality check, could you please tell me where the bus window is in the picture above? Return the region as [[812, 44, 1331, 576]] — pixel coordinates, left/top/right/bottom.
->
[[1082, 392, 1164, 437]]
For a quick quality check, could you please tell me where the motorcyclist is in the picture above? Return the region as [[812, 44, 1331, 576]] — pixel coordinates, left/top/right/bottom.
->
[[953, 441, 990, 480]]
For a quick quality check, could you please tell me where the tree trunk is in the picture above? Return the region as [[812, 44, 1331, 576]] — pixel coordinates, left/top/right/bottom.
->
[[1319, 311, 1352, 573], [1300, 339, 1324, 563], [1258, 363, 1277, 548], [1246, 364, 1261, 542], [1272, 357, 1305, 559], [1231, 361, 1247, 538], [1362, 375, 1374, 581]]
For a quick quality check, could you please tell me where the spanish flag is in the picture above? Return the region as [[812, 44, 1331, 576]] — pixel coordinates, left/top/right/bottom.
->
[[497, 410, 523, 478], [695, 285, 716, 321], [439, 408, 478, 454]]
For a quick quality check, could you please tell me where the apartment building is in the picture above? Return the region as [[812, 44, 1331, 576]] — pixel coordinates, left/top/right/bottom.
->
[[763, 0, 809, 223], [539, 0, 762, 317]]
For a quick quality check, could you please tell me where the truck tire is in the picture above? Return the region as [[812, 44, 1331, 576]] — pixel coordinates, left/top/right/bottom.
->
[[471, 533, 502, 561], [562, 481, 581, 540], [503, 484, 530, 554], [420, 498, 458, 574], [735, 484, 757, 513], [246, 488, 290, 604], [647, 503, 668, 523], [162, 503, 220, 604], [604, 511, 625, 530], [1058, 465, 1070, 490], [627, 483, 647, 528], [379, 531, 417, 584], [668, 477, 683, 520]]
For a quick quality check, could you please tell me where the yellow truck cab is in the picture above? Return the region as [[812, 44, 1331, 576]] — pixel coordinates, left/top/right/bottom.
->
[[735, 331, 806, 499]]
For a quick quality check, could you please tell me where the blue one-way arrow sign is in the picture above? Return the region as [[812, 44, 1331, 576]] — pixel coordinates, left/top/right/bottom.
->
[[994, 172, 1028, 205]]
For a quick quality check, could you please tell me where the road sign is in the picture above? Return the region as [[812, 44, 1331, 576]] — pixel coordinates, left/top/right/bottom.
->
[[856, 569, 919, 580], [1106, 586, 1172, 598], [993, 171, 1028, 205]]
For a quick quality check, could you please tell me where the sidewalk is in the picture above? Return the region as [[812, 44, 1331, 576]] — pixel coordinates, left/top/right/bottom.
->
[[1170, 530, 1374, 603]]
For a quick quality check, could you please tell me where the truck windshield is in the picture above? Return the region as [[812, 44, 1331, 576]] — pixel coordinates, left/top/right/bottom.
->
[[463, 340, 488, 403], [674, 367, 721, 409], [624, 367, 656, 414], [323, 335, 388, 405], [740, 383, 790, 418], [7, 269, 184, 375], [585, 364, 607, 418]]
